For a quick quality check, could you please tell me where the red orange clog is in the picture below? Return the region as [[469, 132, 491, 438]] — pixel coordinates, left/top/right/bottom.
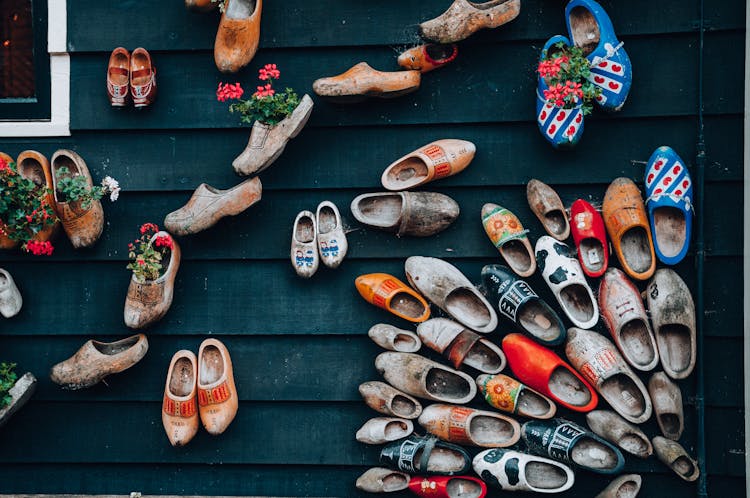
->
[[570, 199, 609, 278], [356, 273, 431, 323], [501, 333, 598, 412], [408, 476, 487, 498]]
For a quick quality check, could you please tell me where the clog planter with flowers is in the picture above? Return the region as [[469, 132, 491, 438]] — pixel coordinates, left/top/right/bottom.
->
[[218, 64, 313, 176]]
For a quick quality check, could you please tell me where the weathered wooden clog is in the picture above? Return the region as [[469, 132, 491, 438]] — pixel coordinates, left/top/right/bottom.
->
[[653, 436, 700, 482], [356, 273, 431, 323], [291, 210, 318, 278], [0, 268, 22, 318], [535, 236, 599, 329], [214, 0, 262, 73], [522, 418, 625, 474], [368, 323, 422, 352], [565, 328, 652, 424], [380, 434, 471, 475], [598, 268, 659, 371], [419, 0, 521, 43], [527, 179, 570, 240], [0, 372, 36, 429], [316, 200, 347, 269], [603, 177, 655, 280], [646, 269, 696, 379], [356, 416, 414, 444], [375, 352, 477, 404], [476, 373, 557, 419], [481, 204, 536, 277], [162, 350, 199, 447], [594, 474, 642, 498], [503, 333, 598, 412], [473, 448, 575, 493], [312, 62, 420, 102], [570, 199, 609, 277], [351, 191, 460, 237], [381, 139, 475, 191], [405, 256, 497, 333], [418, 403, 520, 448], [358, 380, 423, 419], [397, 44, 459, 73], [197, 338, 238, 435], [408, 476, 487, 498], [50, 334, 149, 390], [164, 177, 262, 236], [648, 371, 684, 440], [417, 318, 506, 374], [17, 150, 60, 242], [586, 409, 653, 458], [355, 467, 410, 493]]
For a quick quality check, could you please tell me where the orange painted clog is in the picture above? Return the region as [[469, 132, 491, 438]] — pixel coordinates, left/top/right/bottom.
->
[[198, 338, 238, 435], [16, 150, 60, 243], [602, 178, 656, 280], [397, 44, 458, 73], [214, 0, 262, 73], [0, 152, 19, 250], [355, 273, 430, 323], [162, 350, 199, 447], [313, 62, 421, 102], [381, 139, 475, 191]]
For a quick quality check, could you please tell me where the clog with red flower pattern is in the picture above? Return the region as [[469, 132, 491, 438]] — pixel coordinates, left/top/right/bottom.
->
[[570, 199, 609, 278]]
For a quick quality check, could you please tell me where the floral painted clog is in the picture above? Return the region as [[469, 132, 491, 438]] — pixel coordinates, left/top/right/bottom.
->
[[566, 0, 632, 111], [476, 373, 557, 419], [570, 199, 608, 278], [481, 204, 536, 277], [645, 146, 693, 265]]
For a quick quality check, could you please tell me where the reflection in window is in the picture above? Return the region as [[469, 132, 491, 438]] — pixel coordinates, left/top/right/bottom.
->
[[1, 0, 35, 99]]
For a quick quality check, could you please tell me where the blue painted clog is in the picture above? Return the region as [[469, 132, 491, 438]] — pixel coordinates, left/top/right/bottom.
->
[[644, 146, 693, 265], [565, 0, 632, 111], [536, 36, 585, 149]]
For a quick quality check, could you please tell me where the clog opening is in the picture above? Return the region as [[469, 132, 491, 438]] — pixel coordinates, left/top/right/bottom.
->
[[620, 318, 657, 368], [108, 50, 129, 86], [426, 368, 472, 400], [548, 366, 592, 407], [92, 335, 140, 355], [614, 480, 640, 498], [384, 420, 410, 440], [391, 291, 428, 320], [415, 447, 466, 473], [672, 455, 697, 478], [570, 436, 620, 471], [469, 0, 517, 11], [469, 415, 516, 446], [517, 389, 555, 418], [169, 356, 195, 397], [391, 394, 419, 418], [519, 301, 560, 343], [559, 284, 595, 324], [393, 333, 419, 352], [0, 272, 6, 287], [446, 478, 483, 498], [131, 50, 152, 87], [226, 0, 256, 19], [544, 210, 568, 237], [18, 156, 45, 187], [294, 215, 315, 243], [525, 461, 569, 489], [500, 239, 533, 274], [599, 373, 647, 419], [658, 323, 693, 375], [355, 194, 402, 228], [199, 345, 225, 385], [620, 226, 653, 274], [463, 340, 505, 373], [445, 288, 493, 330], [569, 6, 601, 56], [317, 205, 338, 234], [425, 44, 457, 63], [579, 237, 605, 273], [653, 206, 687, 258], [381, 473, 408, 492], [658, 413, 681, 438], [619, 433, 651, 457], [383, 157, 428, 190]]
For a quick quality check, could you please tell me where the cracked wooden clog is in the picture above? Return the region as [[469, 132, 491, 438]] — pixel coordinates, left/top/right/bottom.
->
[[419, 0, 521, 43]]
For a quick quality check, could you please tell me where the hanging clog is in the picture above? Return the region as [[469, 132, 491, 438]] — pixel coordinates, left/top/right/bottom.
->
[[570, 198, 608, 277]]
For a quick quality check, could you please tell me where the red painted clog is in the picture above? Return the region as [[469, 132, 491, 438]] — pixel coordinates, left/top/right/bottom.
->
[[408, 476, 487, 498], [502, 333, 598, 412], [570, 199, 608, 278]]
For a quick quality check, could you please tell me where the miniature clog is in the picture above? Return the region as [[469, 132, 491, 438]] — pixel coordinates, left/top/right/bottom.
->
[[408, 476, 487, 498], [653, 436, 700, 482], [417, 318, 506, 374], [214, 0, 262, 73], [17, 150, 59, 242], [536, 36, 585, 149], [586, 409, 653, 458], [418, 403, 520, 448], [381, 139, 475, 191], [502, 333, 598, 412], [316, 200, 347, 269], [481, 264, 566, 346], [380, 434, 471, 476], [473, 448, 575, 493], [598, 268, 659, 371], [481, 204, 536, 277], [351, 191, 460, 237], [356, 467, 410, 493], [397, 44, 458, 73], [107, 47, 130, 107], [129, 47, 156, 107], [359, 381, 423, 419], [368, 323, 422, 352], [570, 199, 608, 277], [0, 269, 22, 318], [405, 256, 498, 333], [312, 62, 420, 102], [566, 0, 632, 111], [476, 373, 557, 419], [375, 352, 477, 404], [648, 371, 684, 440], [602, 177, 656, 280], [535, 236, 599, 329], [565, 328, 652, 424], [356, 417, 414, 444], [419, 0, 521, 43], [644, 146, 693, 265], [355, 273, 431, 323], [526, 179, 570, 240], [595, 474, 642, 498], [197, 338, 238, 435], [162, 350, 199, 447], [291, 210, 318, 278]]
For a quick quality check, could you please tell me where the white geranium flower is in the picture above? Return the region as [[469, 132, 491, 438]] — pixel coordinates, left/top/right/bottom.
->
[[101, 176, 121, 202]]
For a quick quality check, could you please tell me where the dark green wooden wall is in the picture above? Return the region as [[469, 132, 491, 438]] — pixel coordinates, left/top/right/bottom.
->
[[0, 0, 744, 496]]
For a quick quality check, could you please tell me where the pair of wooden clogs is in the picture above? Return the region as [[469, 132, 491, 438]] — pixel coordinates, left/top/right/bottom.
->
[[291, 201, 348, 277]]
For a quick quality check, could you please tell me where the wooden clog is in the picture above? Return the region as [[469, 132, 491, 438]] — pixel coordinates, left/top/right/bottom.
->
[[602, 177, 656, 280], [408, 476, 487, 498], [380, 434, 471, 475], [481, 203, 536, 277], [316, 200, 347, 269], [162, 350, 199, 447], [417, 318, 506, 374], [351, 191, 460, 237], [368, 323, 422, 352], [0, 268, 22, 318], [356, 467, 410, 493], [129, 48, 156, 107], [106, 47, 130, 106], [503, 333, 598, 412], [375, 352, 477, 404], [653, 436, 700, 482], [397, 44, 459, 73], [594, 474, 642, 498], [381, 139, 475, 191], [197, 338, 238, 435], [526, 179, 570, 240], [185, 0, 217, 11], [419, 0, 521, 43], [565, 328, 652, 424], [418, 403, 520, 448], [355, 273, 430, 323], [17, 150, 60, 242], [598, 268, 659, 371], [356, 416, 414, 444], [586, 409, 653, 458], [476, 373, 557, 419], [646, 269, 696, 379], [312, 62, 420, 102], [405, 256, 497, 333], [214, 0, 262, 73], [358, 380, 423, 419], [473, 448, 575, 493], [648, 371, 684, 440], [0, 153, 19, 250], [570, 199, 609, 277], [291, 210, 318, 278]]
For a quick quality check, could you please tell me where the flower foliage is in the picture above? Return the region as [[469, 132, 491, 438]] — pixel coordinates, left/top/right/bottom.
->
[[538, 43, 600, 115], [217, 64, 301, 126], [0, 157, 57, 254], [55, 167, 121, 209], [0, 362, 17, 409], [126, 223, 174, 283]]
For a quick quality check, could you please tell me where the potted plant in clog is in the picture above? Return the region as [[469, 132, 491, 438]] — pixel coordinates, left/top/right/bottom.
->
[[535, 35, 600, 149], [217, 64, 313, 176], [0, 362, 37, 428]]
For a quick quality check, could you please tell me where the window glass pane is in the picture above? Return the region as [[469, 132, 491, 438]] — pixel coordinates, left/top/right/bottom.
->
[[0, 0, 35, 98]]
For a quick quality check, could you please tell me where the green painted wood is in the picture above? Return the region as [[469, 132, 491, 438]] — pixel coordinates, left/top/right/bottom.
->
[[69, 32, 744, 131], [0, 257, 739, 337], [66, 0, 745, 52], [0, 115, 743, 191]]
